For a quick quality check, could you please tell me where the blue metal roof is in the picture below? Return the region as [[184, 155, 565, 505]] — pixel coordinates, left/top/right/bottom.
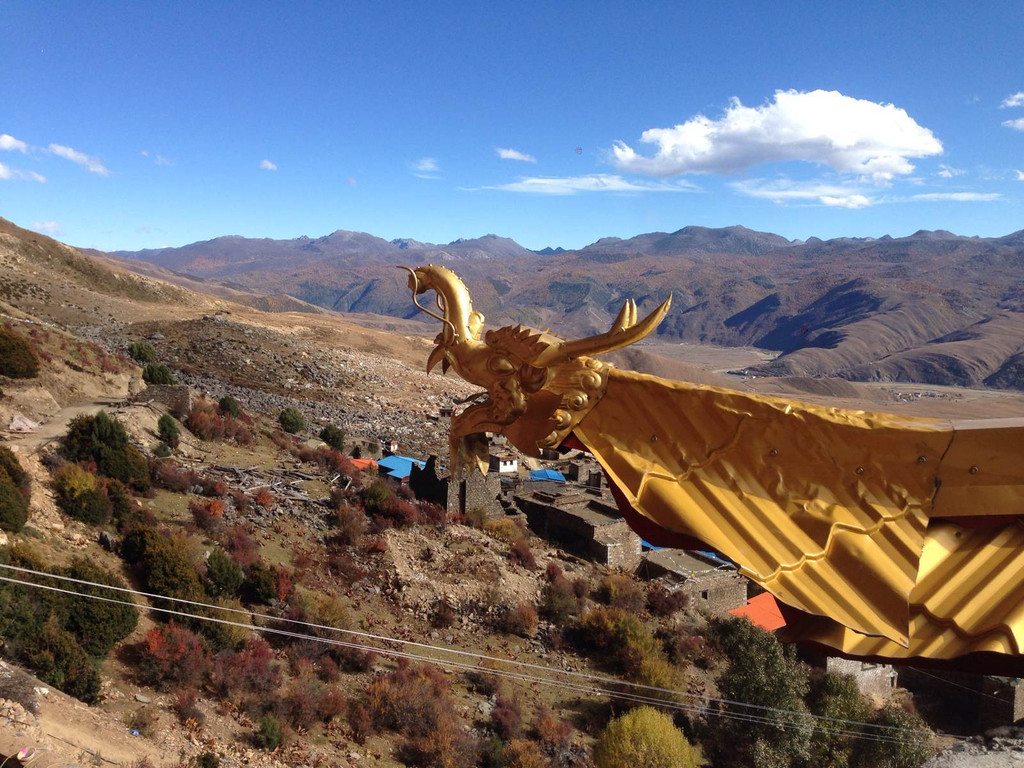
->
[[377, 455, 425, 479], [529, 468, 565, 482]]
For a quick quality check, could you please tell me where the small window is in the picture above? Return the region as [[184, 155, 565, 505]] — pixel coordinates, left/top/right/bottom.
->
[[701, 590, 709, 600]]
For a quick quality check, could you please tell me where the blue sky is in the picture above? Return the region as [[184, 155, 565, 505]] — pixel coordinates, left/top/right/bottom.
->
[[2, 1, 1023, 251]]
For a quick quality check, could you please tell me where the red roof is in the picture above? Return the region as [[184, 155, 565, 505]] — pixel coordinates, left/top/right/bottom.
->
[[350, 458, 378, 472], [729, 592, 786, 632]]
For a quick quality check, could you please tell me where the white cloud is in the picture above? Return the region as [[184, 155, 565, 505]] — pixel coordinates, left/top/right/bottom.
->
[[1015, 170, 1024, 181], [0, 134, 28, 153], [411, 157, 439, 178], [496, 147, 537, 163], [142, 150, 172, 166], [259, 159, 278, 171], [48, 143, 109, 175], [820, 194, 873, 209], [731, 178, 874, 207], [612, 89, 943, 182], [1001, 92, 1024, 108], [0, 161, 45, 182], [1003, 118, 1024, 131], [31, 221, 61, 235], [937, 164, 965, 178], [910, 192, 1001, 202], [481, 174, 697, 195]]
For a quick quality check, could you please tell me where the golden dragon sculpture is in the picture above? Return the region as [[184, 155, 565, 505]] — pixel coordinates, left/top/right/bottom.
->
[[405, 264, 1024, 672]]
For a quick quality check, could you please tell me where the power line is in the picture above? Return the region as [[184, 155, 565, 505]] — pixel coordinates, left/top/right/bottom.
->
[[0, 563, 947, 744], [0, 572, 919, 745]]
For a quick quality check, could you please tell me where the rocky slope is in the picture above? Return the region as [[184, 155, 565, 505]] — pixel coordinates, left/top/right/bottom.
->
[[107, 222, 1024, 391]]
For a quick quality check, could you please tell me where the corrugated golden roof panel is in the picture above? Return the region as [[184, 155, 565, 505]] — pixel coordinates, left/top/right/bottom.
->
[[784, 520, 1024, 660], [406, 265, 1024, 664], [574, 370, 954, 645]]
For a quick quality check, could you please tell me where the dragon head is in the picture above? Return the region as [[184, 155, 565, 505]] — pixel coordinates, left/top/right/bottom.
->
[[404, 264, 671, 467]]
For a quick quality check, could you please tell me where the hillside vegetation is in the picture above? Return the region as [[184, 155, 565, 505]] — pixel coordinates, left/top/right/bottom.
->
[[110, 223, 1024, 391]]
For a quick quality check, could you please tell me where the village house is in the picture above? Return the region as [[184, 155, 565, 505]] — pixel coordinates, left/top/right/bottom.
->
[[643, 549, 747, 615], [488, 451, 518, 473], [515, 486, 642, 570]]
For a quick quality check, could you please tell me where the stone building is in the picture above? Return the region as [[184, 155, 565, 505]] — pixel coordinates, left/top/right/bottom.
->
[[488, 451, 518, 473], [896, 666, 1022, 730], [825, 657, 898, 701], [131, 383, 194, 417], [642, 549, 747, 615], [515, 487, 642, 570], [409, 456, 447, 508], [448, 470, 503, 519]]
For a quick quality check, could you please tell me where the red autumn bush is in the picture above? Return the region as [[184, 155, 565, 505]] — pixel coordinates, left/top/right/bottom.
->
[[501, 602, 539, 636], [210, 638, 281, 698], [222, 523, 259, 568], [137, 623, 211, 689], [190, 498, 225, 533], [509, 540, 537, 570], [151, 459, 199, 493], [185, 400, 253, 444]]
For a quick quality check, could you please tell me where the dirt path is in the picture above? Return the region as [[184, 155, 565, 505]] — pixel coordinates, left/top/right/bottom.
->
[[4, 398, 126, 454]]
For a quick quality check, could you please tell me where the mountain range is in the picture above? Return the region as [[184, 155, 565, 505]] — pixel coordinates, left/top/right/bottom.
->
[[110, 224, 1024, 390]]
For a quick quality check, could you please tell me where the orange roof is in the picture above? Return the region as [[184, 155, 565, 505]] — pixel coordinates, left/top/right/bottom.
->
[[729, 592, 786, 632], [350, 458, 378, 471]]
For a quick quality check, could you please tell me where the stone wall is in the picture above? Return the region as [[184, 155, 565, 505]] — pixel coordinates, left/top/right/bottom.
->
[[131, 384, 193, 417], [516, 489, 642, 570], [896, 667, 1016, 731], [826, 657, 898, 701], [641, 550, 747, 615], [447, 471, 502, 519], [409, 456, 448, 508]]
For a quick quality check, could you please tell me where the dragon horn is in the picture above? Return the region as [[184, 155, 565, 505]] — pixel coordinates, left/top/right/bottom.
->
[[537, 294, 672, 365]]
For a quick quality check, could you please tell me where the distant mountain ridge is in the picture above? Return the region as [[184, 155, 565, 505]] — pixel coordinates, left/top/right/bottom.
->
[[110, 224, 1024, 391]]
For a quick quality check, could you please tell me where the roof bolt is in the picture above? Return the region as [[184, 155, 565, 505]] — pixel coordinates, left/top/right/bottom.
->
[[855, 466, 864, 475], [650, 434, 658, 442], [769, 449, 778, 457], [969, 465, 979, 475], [917, 455, 928, 464]]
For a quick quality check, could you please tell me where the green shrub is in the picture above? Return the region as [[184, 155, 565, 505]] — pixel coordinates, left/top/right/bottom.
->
[[0, 549, 136, 703], [0, 445, 29, 490], [142, 363, 175, 385], [121, 526, 205, 603], [59, 558, 138, 657], [52, 463, 112, 525], [205, 547, 243, 598], [25, 617, 101, 703], [61, 411, 149, 491], [218, 395, 241, 418], [0, 472, 29, 533], [851, 703, 932, 768], [807, 672, 871, 768], [594, 707, 698, 768], [127, 341, 157, 364], [256, 713, 283, 751], [242, 560, 278, 604], [157, 414, 180, 449], [0, 327, 39, 378], [705, 617, 812, 768], [578, 606, 663, 679], [278, 407, 305, 434], [319, 424, 345, 451]]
